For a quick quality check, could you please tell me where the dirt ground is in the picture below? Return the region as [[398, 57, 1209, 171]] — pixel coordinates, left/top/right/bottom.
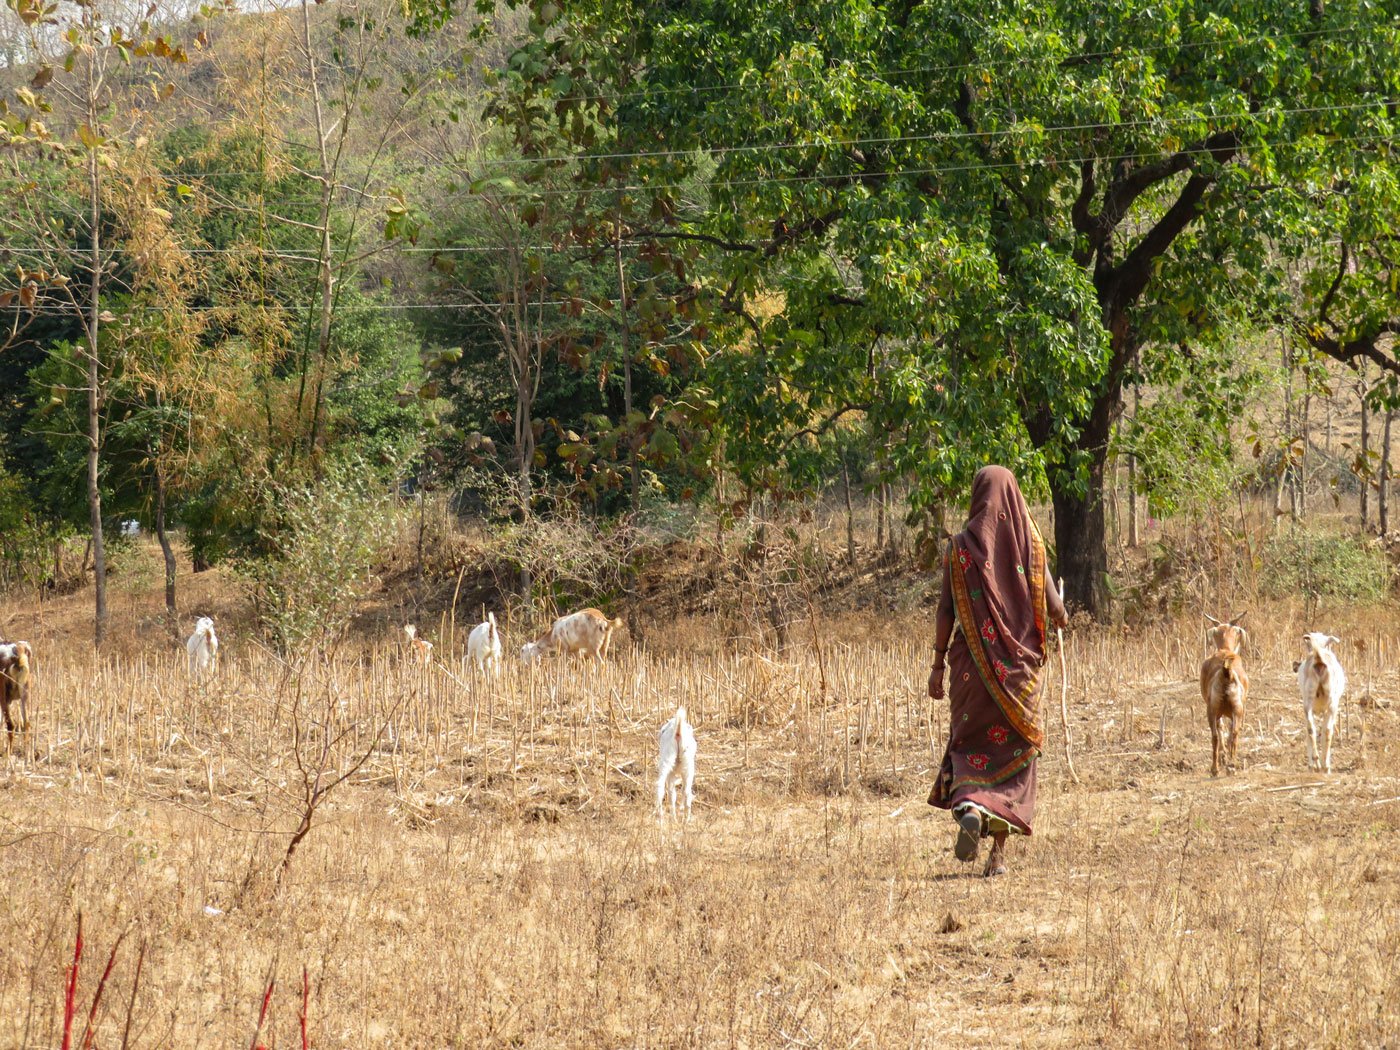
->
[[2, 548, 1398, 1048]]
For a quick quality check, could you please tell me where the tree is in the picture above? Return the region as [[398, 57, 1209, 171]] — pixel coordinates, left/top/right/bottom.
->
[[451, 0, 1400, 615], [1, 0, 191, 645]]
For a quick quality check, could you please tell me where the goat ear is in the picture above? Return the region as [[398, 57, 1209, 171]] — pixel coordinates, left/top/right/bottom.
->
[[1237, 627, 1248, 650], [1329, 635, 1341, 647]]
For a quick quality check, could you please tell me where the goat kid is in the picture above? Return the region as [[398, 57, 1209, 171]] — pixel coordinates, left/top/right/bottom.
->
[[403, 624, 434, 665], [1298, 632, 1347, 774], [186, 617, 219, 679], [1199, 613, 1249, 777], [520, 608, 624, 665], [656, 705, 697, 821], [466, 612, 503, 674], [0, 640, 33, 747]]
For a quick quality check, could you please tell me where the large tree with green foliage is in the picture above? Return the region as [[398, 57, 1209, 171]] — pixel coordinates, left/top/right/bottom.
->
[[432, 0, 1400, 614]]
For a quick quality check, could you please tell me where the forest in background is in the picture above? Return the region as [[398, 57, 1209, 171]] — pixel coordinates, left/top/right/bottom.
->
[[2, 0, 1400, 648]]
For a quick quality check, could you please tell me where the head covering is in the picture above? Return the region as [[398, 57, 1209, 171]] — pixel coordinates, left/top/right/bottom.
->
[[946, 466, 1048, 748]]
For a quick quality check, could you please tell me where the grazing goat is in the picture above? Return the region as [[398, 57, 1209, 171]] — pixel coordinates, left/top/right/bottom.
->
[[520, 608, 624, 665], [1298, 632, 1347, 774], [403, 623, 433, 665], [656, 706, 697, 821], [0, 640, 33, 748], [1199, 612, 1249, 777], [186, 617, 219, 679], [466, 612, 502, 674]]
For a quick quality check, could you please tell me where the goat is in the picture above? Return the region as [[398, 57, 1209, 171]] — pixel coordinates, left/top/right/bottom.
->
[[1199, 612, 1249, 777], [656, 705, 697, 821], [519, 608, 624, 665], [402, 623, 433, 665], [466, 612, 502, 674], [186, 617, 219, 679], [1298, 632, 1347, 774], [0, 640, 32, 748]]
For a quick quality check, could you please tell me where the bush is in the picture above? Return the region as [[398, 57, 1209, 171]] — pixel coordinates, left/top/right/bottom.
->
[[239, 463, 403, 651], [1260, 527, 1394, 603]]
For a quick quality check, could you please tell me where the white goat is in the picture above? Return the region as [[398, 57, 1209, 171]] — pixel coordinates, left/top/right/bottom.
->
[[466, 612, 502, 674], [656, 706, 697, 821], [520, 608, 624, 665], [1298, 632, 1346, 774], [186, 617, 219, 679], [403, 623, 433, 665]]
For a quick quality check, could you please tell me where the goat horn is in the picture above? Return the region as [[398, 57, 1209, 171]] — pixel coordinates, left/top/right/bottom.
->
[[1230, 611, 1249, 626], [1203, 614, 1223, 625]]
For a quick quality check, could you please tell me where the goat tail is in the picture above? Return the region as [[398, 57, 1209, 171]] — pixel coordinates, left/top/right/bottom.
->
[[673, 706, 687, 746], [488, 611, 498, 643], [611, 617, 625, 632]]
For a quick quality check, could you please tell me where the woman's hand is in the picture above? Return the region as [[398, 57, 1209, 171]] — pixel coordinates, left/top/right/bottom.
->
[[1051, 606, 1070, 630], [928, 661, 946, 700]]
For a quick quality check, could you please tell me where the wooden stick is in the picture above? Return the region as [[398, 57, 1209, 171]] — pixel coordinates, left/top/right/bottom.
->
[[1057, 578, 1080, 784]]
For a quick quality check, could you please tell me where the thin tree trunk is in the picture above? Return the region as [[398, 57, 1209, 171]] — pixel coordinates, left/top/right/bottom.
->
[[1277, 336, 1291, 526], [1298, 390, 1311, 522], [1128, 380, 1140, 547], [874, 481, 886, 552], [614, 214, 638, 513], [1359, 369, 1370, 531], [1381, 406, 1394, 535], [154, 462, 176, 616], [841, 453, 855, 564], [85, 57, 108, 649], [299, 0, 337, 461]]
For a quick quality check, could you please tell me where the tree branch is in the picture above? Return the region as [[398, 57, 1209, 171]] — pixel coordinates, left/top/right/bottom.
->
[[1106, 132, 1239, 311]]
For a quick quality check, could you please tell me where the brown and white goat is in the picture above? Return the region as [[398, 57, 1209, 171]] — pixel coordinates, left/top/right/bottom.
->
[[0, 640, 33, 749], [520, 608, 624, 665], [1199, 613, 1249, 777], [403, 624, 434, 665]]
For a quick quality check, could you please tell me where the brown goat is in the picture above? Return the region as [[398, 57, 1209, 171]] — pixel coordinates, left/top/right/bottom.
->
[[1199, 614, 1248, 777], [0, 640, 33, 750]]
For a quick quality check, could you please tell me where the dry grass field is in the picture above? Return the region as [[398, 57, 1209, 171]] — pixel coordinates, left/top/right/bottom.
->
[[3, 578, 1400, 1048]]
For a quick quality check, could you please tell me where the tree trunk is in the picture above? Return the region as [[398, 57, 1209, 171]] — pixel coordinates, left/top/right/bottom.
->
[[1381, 406, 1394, 535], [154, 463, 176, 616], [1128, 380, 1140, 547], [86, 113, 108, 649], [874, 482, 885, 551], [1052, 458, 1111, 616], [614, 216, 639, 513], [299, 0, 338, 461], [841, 453, 855, 564], [883, 482, 899, 556], [1359, 371, 1370, 531], [1293, 392, 1304, 523]]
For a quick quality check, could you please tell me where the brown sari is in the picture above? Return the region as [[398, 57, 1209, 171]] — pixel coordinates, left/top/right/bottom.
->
[[928, 466, 1049, 834]]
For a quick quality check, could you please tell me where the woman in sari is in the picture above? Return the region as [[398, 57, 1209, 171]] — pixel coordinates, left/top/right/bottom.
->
[[927, 466, 1068, 877]]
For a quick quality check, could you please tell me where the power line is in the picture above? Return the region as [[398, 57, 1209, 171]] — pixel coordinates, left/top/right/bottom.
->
[[0, 242, 648, 254], [517, 20, 1384, 108], [1, 128, 1392, 252], [141, 95, 1400, 175], [0, 299, 621, 314], [407, 127, 1400, 200]]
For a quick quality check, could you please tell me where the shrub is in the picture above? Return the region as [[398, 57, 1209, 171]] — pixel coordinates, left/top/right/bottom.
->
[[1260, 527, 1394, 604], [239, 463, 403, 651]]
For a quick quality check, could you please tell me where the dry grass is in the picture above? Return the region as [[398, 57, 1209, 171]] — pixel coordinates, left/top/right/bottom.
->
[[3, 598, 1400, 1048]]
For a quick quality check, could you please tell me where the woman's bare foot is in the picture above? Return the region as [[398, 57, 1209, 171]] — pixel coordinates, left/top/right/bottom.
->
[[983, 832, 1008, 877]]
